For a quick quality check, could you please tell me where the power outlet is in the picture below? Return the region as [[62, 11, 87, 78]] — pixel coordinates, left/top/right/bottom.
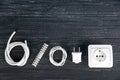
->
[[88, 45, 113, 68]]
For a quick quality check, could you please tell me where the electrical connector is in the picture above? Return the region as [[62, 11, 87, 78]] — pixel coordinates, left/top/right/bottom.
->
[[72, 47, 82, 64], [88, 45, 113, 68]]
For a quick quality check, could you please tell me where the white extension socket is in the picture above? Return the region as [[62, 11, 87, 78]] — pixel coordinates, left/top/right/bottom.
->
[[88, 45, 113, 68]]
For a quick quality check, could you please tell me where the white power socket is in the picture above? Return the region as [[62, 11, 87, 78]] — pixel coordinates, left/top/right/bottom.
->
[[88, 45, 113, 68]]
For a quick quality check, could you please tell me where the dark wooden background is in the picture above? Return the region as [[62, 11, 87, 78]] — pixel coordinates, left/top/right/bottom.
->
[[0, 0, 120, 80]]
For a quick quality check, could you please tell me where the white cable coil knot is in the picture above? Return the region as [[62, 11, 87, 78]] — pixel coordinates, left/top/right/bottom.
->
[[49, 46, 67, 66], [5, 31, 30, 66]]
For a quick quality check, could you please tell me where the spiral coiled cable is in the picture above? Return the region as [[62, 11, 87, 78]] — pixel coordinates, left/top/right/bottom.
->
[[32, 43, 49, 67], [49, 46, 67, 66]]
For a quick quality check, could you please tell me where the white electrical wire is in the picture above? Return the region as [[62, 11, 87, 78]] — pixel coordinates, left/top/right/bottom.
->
[[49, 46, 67, 66], [5, 31, 30, 66]]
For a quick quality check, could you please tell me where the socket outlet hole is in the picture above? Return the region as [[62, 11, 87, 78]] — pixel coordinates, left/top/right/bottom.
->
[[94, 49, 106, 62]]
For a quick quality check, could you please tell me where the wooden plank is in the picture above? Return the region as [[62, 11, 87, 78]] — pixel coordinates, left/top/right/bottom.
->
[[0, 0, 120, 80]]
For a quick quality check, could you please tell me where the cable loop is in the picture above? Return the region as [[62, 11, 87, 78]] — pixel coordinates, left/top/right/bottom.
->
[[49, 46, 67, 66], [5, 31, 30, 66]]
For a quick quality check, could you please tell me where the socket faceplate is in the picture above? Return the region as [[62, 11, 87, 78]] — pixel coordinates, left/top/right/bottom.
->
[[88, 45, 113, 68]]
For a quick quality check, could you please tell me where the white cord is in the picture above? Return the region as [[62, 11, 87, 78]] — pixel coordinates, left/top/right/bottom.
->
[[49, 46, 67, 66], [5, 31, 30, 66]]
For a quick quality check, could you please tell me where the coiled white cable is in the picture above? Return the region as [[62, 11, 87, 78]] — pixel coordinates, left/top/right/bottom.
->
[[49, 46, 67, 66], [32, 43, 49, 67], [5, 31, 30, 66]]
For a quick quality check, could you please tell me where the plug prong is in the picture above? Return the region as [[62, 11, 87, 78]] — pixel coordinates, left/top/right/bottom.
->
[[73, 47, 75, 52], [78, 47, 80, 52]]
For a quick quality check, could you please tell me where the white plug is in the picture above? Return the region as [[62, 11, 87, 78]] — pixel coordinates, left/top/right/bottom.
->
[[72, 47, 82, 64], [88, 45, 113, 68]]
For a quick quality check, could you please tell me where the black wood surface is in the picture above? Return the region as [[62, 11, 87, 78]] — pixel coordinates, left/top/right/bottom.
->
[[0, 0, 120, 80]]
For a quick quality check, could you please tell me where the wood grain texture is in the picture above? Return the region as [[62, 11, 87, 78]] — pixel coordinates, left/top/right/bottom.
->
[[0, 0, 120, 80]]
